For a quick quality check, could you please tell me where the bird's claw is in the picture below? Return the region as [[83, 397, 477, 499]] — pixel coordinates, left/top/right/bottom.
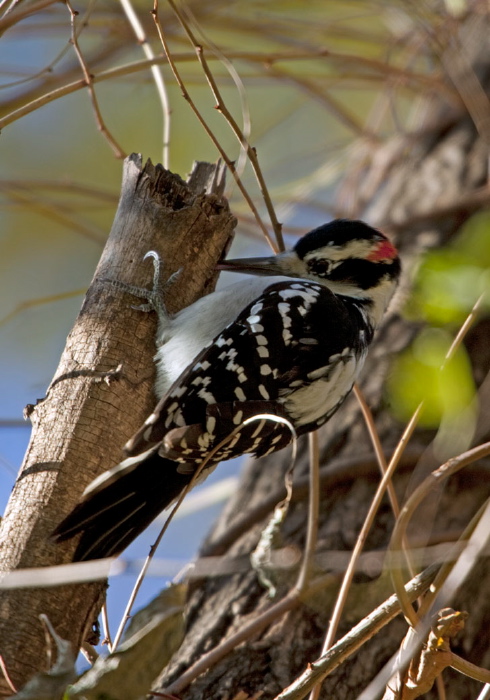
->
[[105, 251, 182, 327], [138, 251, 182, 322]]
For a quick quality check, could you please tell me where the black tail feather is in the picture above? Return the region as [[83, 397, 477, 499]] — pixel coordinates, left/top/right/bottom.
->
[[51, 452, 192, 561]]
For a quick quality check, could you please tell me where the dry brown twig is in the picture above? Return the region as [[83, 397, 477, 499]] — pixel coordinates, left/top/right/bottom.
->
[[65, 0, 126, 159], [307, 401, 423, 700], [119, 0, 171, 167], [151, 0, 282, 253], [0, 656, 16, 695], [382, 496, 490, 699], [166, 0, 284, 251]]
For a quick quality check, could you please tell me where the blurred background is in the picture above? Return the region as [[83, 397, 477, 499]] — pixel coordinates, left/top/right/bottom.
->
[[1, 0, 488, 658]]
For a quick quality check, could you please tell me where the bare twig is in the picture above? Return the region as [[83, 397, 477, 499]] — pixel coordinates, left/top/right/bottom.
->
[[0, 655, 16, 694], [476, 683, 490, 700], [100, 602, 112, 653], [0, 290, 86, 328], [320, 405, 421, 650], [166, 0, 284, 251], [65, 0, 126, 159], [389, 442, 490, 629], [162, 564, 441, 699], [0, 47, 472, 135], [387, 293, 486, 628], [119, 0, 171, 167], [152, 0, 277, 252], [380, 499, 490, 700], [419, 500, 490, 619], [0, 0, 58, 33], [80, 641, 99, 665], [296, 432, 320, 593], [353, 385, 401, 519], [274, 564, 441, 700], [202, 447, 424, 558]]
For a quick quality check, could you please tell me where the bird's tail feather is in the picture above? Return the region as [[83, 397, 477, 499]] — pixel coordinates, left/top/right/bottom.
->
[[51, 449, 192, 561]]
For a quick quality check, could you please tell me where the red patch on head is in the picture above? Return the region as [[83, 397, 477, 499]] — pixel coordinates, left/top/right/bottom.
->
[[367, 239, 398, 261]]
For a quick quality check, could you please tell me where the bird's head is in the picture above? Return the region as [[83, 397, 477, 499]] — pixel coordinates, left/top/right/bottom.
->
[[218, 219, 401, 327]]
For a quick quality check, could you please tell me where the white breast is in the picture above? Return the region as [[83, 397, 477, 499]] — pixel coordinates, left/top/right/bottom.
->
[[281, 348, 367, 428]]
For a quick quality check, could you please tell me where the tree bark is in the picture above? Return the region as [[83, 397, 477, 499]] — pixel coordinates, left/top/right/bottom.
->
[[155, 110, 490, 697], [0, 155, 235, 696]]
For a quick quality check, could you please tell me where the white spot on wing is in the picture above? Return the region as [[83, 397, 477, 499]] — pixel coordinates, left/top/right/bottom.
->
[[235, 387, 246, 401], [259, 384, 270, 399], [233, 409, 244, 425], [198, 388, 215, 404]]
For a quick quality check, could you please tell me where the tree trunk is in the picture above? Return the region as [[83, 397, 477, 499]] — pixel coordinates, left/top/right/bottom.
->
[[155, 105, 490, 698], [0, 155, 236, 696]]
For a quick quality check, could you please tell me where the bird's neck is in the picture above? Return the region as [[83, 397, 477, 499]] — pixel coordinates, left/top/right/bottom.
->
[[329, 277, 397, 331]]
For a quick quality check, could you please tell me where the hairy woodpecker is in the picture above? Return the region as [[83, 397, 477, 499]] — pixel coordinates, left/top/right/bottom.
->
[[52, 219, 401, 560]]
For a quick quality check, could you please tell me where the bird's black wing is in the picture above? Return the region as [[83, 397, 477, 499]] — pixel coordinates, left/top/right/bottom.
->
[[125, 280, 367, 464]]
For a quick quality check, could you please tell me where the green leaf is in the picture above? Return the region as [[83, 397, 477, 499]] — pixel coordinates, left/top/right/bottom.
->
[[408, 212, 490, 325], [387, 328, 476, 428]]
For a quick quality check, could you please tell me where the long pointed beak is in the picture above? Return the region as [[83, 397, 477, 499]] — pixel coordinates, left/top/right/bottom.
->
[[217, 251, 296, 277]]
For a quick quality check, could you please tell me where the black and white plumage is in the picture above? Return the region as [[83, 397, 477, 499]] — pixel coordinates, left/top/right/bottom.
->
[[52, 219, 401, 560]]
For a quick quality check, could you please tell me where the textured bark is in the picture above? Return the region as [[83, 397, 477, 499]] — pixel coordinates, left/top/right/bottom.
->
[[0, 155, 235, 696], [155, 112, 490, 697]]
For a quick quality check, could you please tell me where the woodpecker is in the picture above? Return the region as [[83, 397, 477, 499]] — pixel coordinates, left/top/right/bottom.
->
[[52, 219, 401, 560]]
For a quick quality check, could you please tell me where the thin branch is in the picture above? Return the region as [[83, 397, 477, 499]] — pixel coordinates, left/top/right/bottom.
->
[[477, 683, 490, 700], [296, 432, 320, 593], [450, 653, 490, 684], [353, 385, 403, 523], [316, 403, 422, 653], [1, 183, 107, 244], [65, 0, 126, 159], [176, 2, 253, 190], [443, 293, 486, 365], [201, 447, 423, 558], [167, 0, 284, 251], [273, 564, 441, 700], [419, 500, 490, 618], [0, 655, 16, 694], [101, 602, 113, 653], [0, 1, 98, 89], [353, 384, 417, 582], [161, 589, 300, 698], [162, 564, 440, 700], [389, 442, 490, 629], [0, 0, 58, 34], [0, 290, 86, 328], [388, 293, 486, 627], [0, 49, 467, 134], [152, 0, 277, 252], [380, 500, 490, 700], [119, 0, 171, 167]]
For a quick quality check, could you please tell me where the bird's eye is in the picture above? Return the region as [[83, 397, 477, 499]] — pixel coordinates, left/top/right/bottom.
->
[[308, 258, 331, 276]]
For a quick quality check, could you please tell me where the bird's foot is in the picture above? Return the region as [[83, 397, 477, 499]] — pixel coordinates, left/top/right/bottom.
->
[[106, 251, 182, 327]]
